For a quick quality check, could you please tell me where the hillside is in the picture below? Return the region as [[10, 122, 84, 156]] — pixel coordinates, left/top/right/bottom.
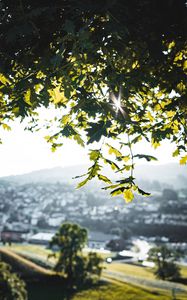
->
[[1, 163, 187, 188]]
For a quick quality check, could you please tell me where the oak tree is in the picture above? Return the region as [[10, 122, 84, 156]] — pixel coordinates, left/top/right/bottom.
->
[[0, 0, 186, 200]]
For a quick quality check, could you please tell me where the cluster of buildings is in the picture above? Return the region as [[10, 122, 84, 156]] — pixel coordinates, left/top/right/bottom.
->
[[0, 180, 187, 245]]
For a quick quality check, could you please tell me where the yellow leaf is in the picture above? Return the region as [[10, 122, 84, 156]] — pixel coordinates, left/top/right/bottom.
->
[[111, 163, 117, 171], [44, 135, 51, 141], [0, 74, 10, 85], [36, 71, 45, 79], [177, 82, 185, 92], [132, 61, 139, 69], [48, 86, 67, 104], [122, 155, 130, 162], [166, 111, 175, 118], [174, 52, 183, 62], [172, 120, 179, 134], [151, 140, 160, 149], [183, 60, 187, 71], [70, 56, 76, 63], [146, 111, 154, 122], [61, 115, 71, 125], [168, 41, 175, 49], [155, 91, 163, 98], [24, 89, 32, 105], [124, 165, 132, 171], [107, 144, 122, 157], [180, 155, 187, 165], [154, 104, 160, 111], [123, 189, 134, 203], [2, 124, 11, 131], [12, 107, 20, 115], [34, 84, 43, 93]]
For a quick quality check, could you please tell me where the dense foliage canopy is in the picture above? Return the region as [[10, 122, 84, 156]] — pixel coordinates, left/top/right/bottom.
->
[[0, 0, 187, 199], [0, 261, 27, 300]]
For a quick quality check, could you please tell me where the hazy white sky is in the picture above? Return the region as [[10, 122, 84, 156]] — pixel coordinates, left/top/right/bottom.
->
[[0, 115, 178, 177]]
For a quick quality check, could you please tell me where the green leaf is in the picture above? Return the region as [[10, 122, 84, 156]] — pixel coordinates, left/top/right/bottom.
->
[[116, 165, 132, 172], [102, 184, 120, 190], [111, 187, 126, 196], [73, 172, 88, 179], [86, 121, 111, 144], [77, 177, 89, 188], [172, 149, 180, 157], [134, 154, 157, 161], [137, 188, 151, 196], [89, 150, 100, 161], [116, 177, 135, 185], [88, 163, 101, 177], [73, 134, 84, 147], [60, 125, 77, 137], [131, 135, 142, 144], [64, 19, 75, 34], [103, 158, 120, 171], [61, 115, 71, 125]]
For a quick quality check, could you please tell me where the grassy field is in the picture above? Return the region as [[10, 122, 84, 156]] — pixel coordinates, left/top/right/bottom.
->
[[0, 247, 55, 277], [104, 261, 187, 284], [5, 244, 52, 259], [4, 244, 187, 281], [1, 246, 187, 300], [180, 265, 187, 278], [104, 262, 155, 280], [26, 280, 187, 300], [72, 282, 187, 300]]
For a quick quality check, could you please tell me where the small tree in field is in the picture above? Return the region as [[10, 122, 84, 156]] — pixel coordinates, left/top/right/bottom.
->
[[0, 261, 27, 300], [148, 245, 181, 281], [50, 223, 103, 289]]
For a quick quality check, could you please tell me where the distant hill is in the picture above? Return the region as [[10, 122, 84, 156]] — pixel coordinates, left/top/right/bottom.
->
[[1, 163, 187, 189], [135, 163, 187, 188], [0, 165, 89, 185]]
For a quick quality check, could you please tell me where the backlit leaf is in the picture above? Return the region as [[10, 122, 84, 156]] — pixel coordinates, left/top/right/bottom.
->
[[89, 150, 100, 161], [2, 124, 11, 131], [77, 178, 89, 188], [172, 149, 180, 157], [180, 155, 187, 165], [48, 86, 67, 104], [123, 189, 134, 203], [0, 74, 10, 85], [106, 144, 122, 157], [24, 89, 32, 105], [98, 174, 112, 184]]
